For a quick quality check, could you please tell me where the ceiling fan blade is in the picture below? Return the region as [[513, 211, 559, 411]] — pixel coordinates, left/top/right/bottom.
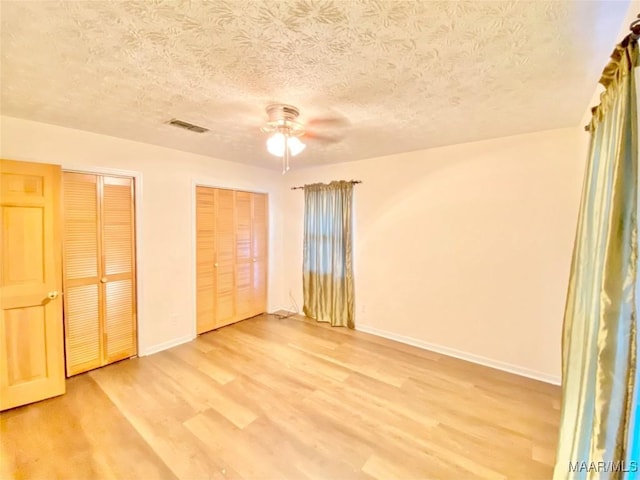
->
[[303, 113, 349, 145], [306, 116, 350, 129], [303, 131, 345, 144]]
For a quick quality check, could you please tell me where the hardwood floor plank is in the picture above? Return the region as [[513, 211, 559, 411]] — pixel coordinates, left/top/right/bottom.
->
[[0, 375, 176, 480], [170, 341, 237, 385], [303, 387, 480, 479], [223, 374, 374, 476], [289, 342, 407, 387], [184, 409, 307, 479], [89, 360, 233, 480], [362, 452, 463, 480], [146, 351, 259, 428], [2, 314, 561, 479]]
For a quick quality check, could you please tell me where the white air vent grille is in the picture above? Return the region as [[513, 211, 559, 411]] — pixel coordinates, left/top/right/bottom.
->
[[168, 119, 209, 133]]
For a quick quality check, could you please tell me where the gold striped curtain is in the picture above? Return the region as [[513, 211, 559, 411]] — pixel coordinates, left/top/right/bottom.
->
[[554, 40, 638, 480], [302, 181, 355, 328]]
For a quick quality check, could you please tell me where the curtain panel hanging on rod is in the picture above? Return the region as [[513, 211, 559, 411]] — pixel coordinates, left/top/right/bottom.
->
[[554, 39, 638, 480], [302, 180, 355, 328]]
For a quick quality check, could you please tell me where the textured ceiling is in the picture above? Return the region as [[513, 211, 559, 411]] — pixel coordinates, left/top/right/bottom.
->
[[0, 0, 631, 169]]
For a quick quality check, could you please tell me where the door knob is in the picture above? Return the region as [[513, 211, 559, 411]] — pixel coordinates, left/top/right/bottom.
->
[[100, 277, 108, 283], [214, 263, 219, 267], [252, 258, 256, 262], [47, 291, 59, 300]]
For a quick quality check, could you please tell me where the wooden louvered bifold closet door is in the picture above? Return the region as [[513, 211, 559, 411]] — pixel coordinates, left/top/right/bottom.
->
[[250, 193, 268, 317], [63, 173, 136, 376], [215, 189, 236, 328], [102, 177, 136, 363], [195, 187, 216, 334], [63, 173, 101, 375], [196, 187, 268, 334], [235, 191, 253, 321]]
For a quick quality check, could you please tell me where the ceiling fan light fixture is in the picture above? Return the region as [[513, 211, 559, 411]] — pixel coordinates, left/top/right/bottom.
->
[[266, 132, 306, 157], [266, 132, 285, 156], [288, 135, 306, 156], [262, 104, 308, 173]]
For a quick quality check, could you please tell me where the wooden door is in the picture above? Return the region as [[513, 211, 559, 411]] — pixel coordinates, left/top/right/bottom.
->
[[235, 191, 253, 320], [0, 159, 65, 410], [62, 173, 101, 375], [195, 187, 267, 334], [250, 193, 268, 317], [102, 176, 137, 363], [196, 186, 216, 334], [214, 189, 236, 328], [62, 173, 136, 376]]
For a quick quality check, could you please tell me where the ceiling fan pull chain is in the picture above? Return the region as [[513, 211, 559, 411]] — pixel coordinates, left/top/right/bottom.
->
[[284, 134, 290, 174]]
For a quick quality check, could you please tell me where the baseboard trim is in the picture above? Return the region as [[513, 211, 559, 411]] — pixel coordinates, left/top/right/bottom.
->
[[140, 334, 195, 357], [356, 323, 561, 386]]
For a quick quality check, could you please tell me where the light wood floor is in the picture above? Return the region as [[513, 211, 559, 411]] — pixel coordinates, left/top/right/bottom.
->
[[1, 314, 561, 480]]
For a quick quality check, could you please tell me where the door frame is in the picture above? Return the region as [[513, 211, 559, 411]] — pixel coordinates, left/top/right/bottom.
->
[[63, 166, 144, 357], [190, 178, 269, 337]]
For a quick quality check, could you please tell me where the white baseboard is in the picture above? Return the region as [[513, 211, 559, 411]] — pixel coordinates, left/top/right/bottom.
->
[[356, 323, 561, 386], [140, 334, 195, 357]]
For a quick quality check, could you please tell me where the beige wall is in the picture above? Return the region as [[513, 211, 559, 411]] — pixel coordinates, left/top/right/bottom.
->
[[0, 115, 285, 354], [282, 127, 587, 383], [1, 115, 587, 383]]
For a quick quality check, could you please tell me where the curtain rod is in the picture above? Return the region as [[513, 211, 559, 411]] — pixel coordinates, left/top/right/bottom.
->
[[584, 14, 640, 131], [291, 180, 362, 190]]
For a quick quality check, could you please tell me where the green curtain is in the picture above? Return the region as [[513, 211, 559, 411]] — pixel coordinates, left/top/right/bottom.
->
[[302, 181, 354, 328], [554, 41, 638, 480]]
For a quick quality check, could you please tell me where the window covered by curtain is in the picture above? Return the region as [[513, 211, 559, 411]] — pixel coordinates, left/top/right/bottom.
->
[[553, 40, 638, 480], [302, 181, 354, 328]]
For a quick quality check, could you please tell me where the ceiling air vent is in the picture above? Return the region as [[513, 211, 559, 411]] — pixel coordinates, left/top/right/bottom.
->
[[168, 118, 209, 133]]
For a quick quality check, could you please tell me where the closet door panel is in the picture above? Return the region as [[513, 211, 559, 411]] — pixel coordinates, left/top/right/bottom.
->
[[62, 173, 101, 376], [215, 189, 235, 326], [63, 173, 137, 376], [195, 187, 268, 332], [103, 178, 134, 276], [102, 176, 136, 358], [64, 284, 101, 375], [252, 260, 267, 316], [196, 187, 215, 334], [105, 279, 135, 361], [251, 193, 268, 259], [63, 174, 99, 282], [235, 263, 252, 320], [251, 193, 268, 316], [235, 191, 253, 320]]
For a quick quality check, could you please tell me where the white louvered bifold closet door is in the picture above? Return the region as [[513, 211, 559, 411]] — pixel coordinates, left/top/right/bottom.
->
[[62, 173, 137, 376]]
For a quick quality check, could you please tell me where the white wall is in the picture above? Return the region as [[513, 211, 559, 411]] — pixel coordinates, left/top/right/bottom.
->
[[282, 127, 587, 383], [0, 115, 285, 354]]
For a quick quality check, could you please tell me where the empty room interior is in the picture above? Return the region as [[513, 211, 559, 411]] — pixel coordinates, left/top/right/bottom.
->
[[1, 1, 639, 479]]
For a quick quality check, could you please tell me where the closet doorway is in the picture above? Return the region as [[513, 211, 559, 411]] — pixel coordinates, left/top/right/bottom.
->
[[196, 186, 268, 334], [62, 172, 138, 376]]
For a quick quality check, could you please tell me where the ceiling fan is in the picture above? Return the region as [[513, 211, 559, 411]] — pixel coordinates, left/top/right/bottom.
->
[[260, 104, 348, 174]]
